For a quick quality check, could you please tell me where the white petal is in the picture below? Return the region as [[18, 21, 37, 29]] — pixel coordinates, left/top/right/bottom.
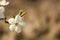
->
[[19, 21, 26, 27], [9, 25, 15, 31], [0, 0, 9, 6], [0, 7, 5, 18], [8, 18, 15, 24], [0, 0, 5, 5], [15, 15, 22, 22], [5, 2, 9, 5], [15, 27, 21, 33], [0, 6, 5, 13], [0, 13, 5, 18]]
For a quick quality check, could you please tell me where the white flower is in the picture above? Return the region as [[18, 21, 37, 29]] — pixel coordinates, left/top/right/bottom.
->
[[8, 15, 26, 33], [0, 0, 9, 6], [0, 6, 5, 18]]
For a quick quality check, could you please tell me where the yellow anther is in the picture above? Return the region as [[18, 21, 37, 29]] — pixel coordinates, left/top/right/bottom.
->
[[15, 23, 18, 26]]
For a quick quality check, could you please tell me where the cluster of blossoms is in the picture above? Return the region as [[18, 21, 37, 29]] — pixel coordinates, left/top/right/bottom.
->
[[0, 0, 9, 19], [0, 0, 26, 33]]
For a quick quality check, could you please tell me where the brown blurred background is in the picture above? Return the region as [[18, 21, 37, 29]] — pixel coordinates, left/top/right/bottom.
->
[[0, 0, 60, 40]]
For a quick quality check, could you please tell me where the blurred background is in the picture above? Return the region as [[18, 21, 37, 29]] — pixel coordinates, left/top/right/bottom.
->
[[0, 0, 60, 40]]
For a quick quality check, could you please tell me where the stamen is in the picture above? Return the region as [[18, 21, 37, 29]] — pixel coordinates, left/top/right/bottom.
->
[[19, 9, 26, 17], [15, 23, 18, 26]]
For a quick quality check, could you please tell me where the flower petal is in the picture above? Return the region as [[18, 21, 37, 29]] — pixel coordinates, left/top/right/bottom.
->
[[9, 25, 15, 31], [5, 2, 9, 5], [19, 21, 26, 28], [0, 6, 5, 18], [15, 15, 22, 22], [15, 27, 21, 33], [0, 0, 9, 6], [0, 6, 5, 13], [8, 18, 15, 24]]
